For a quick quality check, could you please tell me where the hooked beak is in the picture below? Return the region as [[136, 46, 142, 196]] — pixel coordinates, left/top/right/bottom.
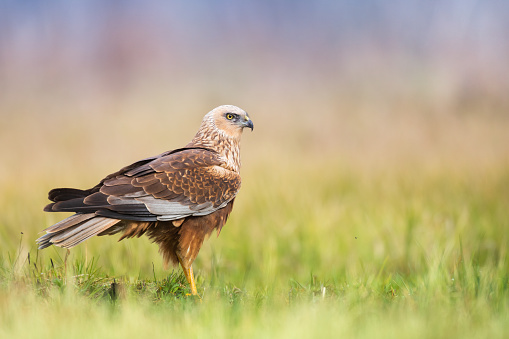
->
[[243, 115, 254, 131]]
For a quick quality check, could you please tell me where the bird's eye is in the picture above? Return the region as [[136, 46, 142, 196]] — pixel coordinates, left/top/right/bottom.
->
[[226, 113, 234, 120]]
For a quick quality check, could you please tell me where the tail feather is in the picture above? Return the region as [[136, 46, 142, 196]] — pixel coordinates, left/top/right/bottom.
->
[[55, 218, 119, 248], [43, 213, 94, 233], [37, 213, 120, 249], [50, 217, 111, 243]]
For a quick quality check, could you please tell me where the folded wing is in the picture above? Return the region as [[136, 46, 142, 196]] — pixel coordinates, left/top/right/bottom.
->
[[44, 148, 241, 222]]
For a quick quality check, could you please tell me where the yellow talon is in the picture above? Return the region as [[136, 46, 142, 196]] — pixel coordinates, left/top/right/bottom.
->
[[178, 256, 201, 300]]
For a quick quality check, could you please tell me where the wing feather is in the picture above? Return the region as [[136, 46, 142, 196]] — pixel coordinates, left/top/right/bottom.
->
[[45, 148, 241, 222]]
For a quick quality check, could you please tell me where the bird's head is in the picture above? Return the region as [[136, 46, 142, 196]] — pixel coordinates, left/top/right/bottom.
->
[[204, 105, 254, 140]]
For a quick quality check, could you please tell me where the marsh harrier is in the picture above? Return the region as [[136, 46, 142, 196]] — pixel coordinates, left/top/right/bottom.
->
[[37, 105, 253, 295]]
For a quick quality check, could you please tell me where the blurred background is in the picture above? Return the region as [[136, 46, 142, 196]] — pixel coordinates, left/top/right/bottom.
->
[[0, 1, 508, 281], [1, 0, 508, 166]]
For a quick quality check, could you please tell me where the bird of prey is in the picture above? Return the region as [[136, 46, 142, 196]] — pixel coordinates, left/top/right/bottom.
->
[[37, 105, 253, 296]]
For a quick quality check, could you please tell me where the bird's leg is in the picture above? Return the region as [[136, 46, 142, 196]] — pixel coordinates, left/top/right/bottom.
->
[[178, 256, 199, 296]]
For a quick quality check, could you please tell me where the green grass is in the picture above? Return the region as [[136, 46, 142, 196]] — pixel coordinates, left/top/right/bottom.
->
[[1, 102, 508, 338], [1, 157, 508, 338]]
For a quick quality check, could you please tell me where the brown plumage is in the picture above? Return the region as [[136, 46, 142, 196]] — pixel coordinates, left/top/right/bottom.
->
[[37, 105, 253, 295]]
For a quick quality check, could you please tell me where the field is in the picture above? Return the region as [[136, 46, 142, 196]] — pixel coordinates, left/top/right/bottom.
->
[[0, 94, 508, 338], [2, 3, 509, 338]]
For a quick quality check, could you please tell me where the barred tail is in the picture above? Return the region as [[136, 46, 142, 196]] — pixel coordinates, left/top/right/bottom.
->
[[37, 213, 120, 249]]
